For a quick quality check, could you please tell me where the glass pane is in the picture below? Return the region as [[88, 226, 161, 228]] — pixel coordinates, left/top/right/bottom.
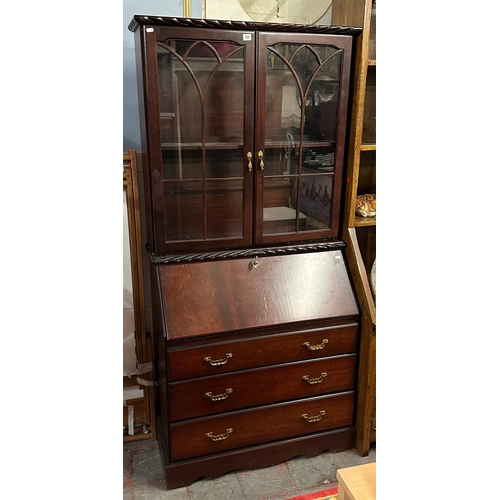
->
[[297, 174, 333, 231], [205, 148, 245, 179], [158, 40, 244, 145], [157, 38, 246, 243], [162, 147, 245, 181], [206, 180, 244, 239], [304, 53, 341, 142], [263, 177, 299, 235], [162, 148, 202, 181], [204, 60, 244, 144], [163, 181, 204, 241], [263, 42, 342, 236]]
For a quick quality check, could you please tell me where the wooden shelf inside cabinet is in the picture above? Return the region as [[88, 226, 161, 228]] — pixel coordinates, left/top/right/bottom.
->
[[161, 142, 243, 150], [266, 140, 335, 148], [161, 140, 337, 150]]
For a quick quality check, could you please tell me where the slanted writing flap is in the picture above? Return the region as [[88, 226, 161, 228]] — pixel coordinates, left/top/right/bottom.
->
[[159, 250, 358, 340]]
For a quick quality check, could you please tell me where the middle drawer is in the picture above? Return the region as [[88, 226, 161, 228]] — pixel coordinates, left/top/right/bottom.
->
[[168, 354, 356, 421]]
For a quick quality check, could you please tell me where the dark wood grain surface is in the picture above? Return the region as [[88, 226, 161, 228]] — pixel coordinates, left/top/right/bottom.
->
[[167, 322, 358, 380], [169, 392, 354, 461], [160, 250, 359, 339], [169, 354, 356, 420]]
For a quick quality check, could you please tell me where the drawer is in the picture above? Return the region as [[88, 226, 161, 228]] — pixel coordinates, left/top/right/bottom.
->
[[169, 391, 354, 461], [169, 354, 356, 421], [168, 323, 358, 381]]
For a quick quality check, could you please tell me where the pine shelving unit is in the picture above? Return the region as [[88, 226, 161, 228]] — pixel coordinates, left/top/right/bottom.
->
[[332, 0, 376, 456]]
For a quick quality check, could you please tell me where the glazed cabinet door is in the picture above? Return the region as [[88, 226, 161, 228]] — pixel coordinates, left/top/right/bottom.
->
[[254, 32, 352, 244], [141, 26, 256, 253]]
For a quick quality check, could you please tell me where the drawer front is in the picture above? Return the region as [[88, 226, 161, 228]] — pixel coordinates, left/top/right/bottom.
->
[[168, 323, 358, 381], [169, 354, 356, 421], [169, 392, 354, 461]]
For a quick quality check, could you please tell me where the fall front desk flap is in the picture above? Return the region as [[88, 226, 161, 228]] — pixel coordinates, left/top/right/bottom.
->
[[159, 250, 359, 340]]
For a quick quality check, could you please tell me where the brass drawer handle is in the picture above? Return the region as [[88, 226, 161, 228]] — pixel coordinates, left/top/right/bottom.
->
[[204, 353, 233, 366], [205, 388, 233, 401], [206, 428, 233, 441], [303, 339, 329, 351], [302, 372, 328, 385], [301, 410, 326, 423], [247, 151, 253, 172], [258, 150, 264, 170]]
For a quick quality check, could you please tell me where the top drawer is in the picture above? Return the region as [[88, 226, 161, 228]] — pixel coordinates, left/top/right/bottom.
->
[[168, 323, 358, 381], [159, 250, 359, 340]]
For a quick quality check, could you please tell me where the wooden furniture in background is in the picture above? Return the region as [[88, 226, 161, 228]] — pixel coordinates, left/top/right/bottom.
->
[[332, 0, 376, 456], [337, 462, 376, 500], [123, 148, 156, 441], [129, 16, 362, 489]]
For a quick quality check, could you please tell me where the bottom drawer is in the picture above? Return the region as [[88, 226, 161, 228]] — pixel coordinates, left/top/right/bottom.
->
[[169, 391, 354, 461]]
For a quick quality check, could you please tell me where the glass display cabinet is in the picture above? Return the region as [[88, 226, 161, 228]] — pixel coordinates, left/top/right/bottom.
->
[[132, 18, 355, 253], [129, 16, 362, 489]]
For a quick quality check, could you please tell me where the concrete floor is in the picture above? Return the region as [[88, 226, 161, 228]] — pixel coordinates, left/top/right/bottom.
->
[[123, 438, 376, 499]]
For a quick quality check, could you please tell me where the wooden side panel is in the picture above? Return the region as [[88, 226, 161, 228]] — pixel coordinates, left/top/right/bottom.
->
[[159, 251, 359, 339]]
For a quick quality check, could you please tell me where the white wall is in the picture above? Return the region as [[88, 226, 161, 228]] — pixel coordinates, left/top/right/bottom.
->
[[205, 2, 331, 24]]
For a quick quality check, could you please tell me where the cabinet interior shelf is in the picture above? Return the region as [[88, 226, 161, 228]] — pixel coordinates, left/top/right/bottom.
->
[[162, 142, 242, 150], [367, 60, 376, 66], [360, 143, 376, 151], [161, 140, 336, 150]]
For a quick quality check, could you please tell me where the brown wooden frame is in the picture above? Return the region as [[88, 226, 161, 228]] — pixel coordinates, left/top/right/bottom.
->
[[123, 148, 156, 441]]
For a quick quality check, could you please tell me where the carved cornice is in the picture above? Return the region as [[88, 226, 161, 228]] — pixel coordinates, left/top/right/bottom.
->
[[128, 16, 362, 37], [148, 241, 347, 264]]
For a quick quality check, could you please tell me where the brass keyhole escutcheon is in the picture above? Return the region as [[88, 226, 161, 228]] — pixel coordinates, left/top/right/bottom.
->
[[250, 256, 259, 269]]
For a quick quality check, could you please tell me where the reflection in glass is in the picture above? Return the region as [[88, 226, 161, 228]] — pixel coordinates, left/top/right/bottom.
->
[[280, 71, 301, 130], [297, 174, 333, 231], [263, 42, 342, 236]]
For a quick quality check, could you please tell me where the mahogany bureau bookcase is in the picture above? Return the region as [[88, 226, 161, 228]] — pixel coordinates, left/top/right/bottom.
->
[[128, 15, 362, 489]]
